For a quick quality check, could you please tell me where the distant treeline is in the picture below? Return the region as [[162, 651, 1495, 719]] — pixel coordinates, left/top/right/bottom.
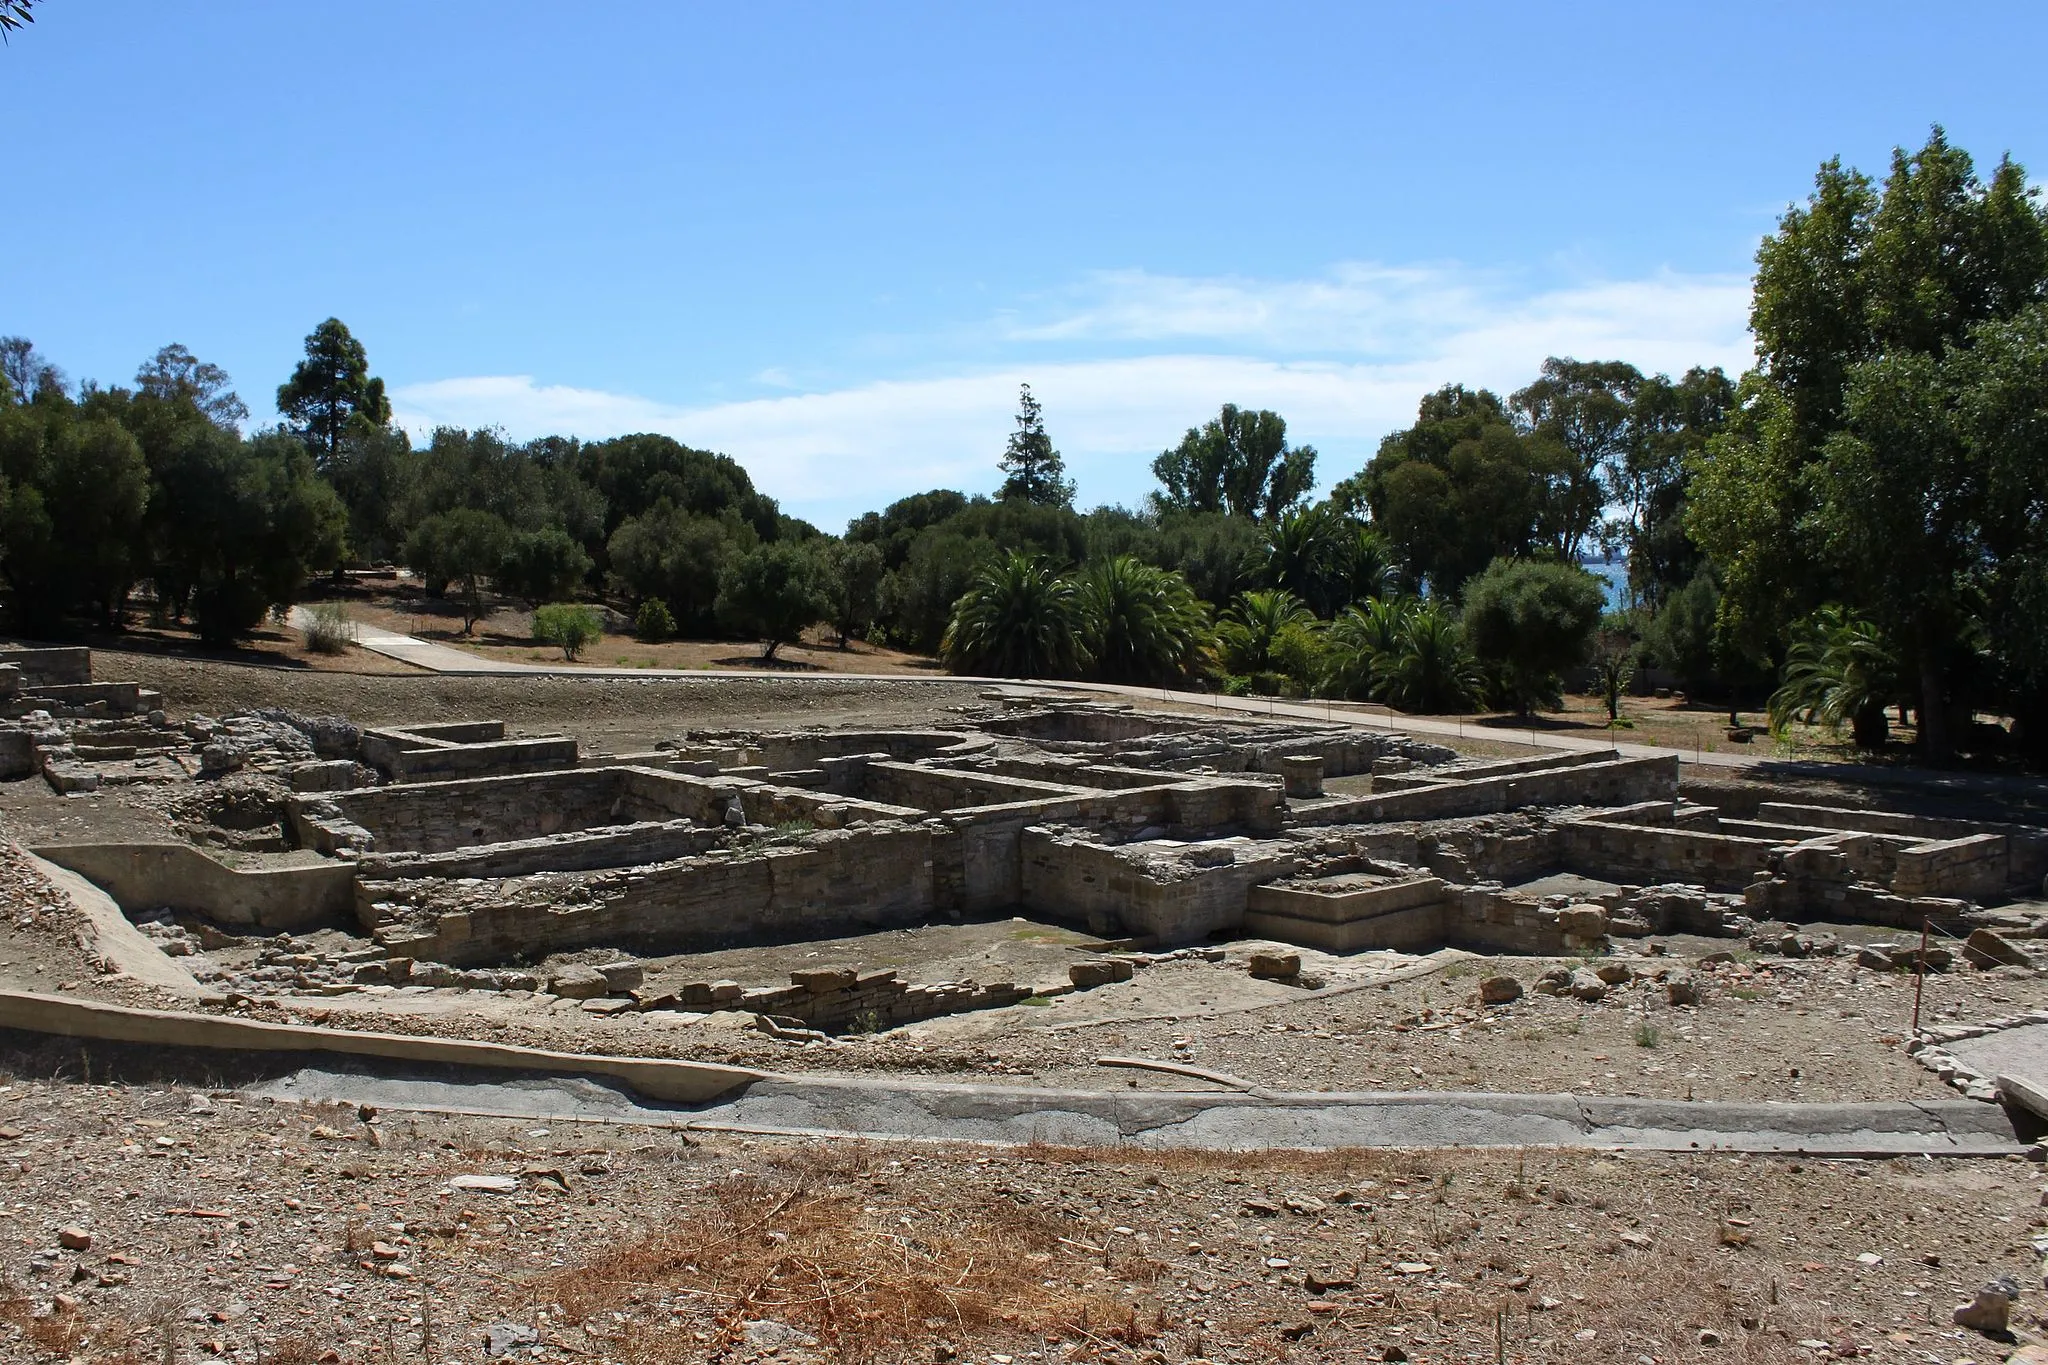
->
[[6, 130, 2047, 761]]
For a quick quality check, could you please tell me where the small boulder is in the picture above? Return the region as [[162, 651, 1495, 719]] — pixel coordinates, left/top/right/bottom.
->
[[57, 1226, 90, 1252], [596, 960, 644, 992], [1663, 968, 1700, 1006], [1069, 959, 1133, 989], [1567, 968, 1608, 1002], [1248, 950, 1302, 982], [547, 965, 610, 1000], [1953, 1275, 2019, 1335], [1593, 960, 1634, 985], [1533, 965, 1575, 995], [1477, 975, 1523, 1006], [1965, 927, 2032, 970], [1557, 904, 1608, 937], [483, 1322, 540, 1359]]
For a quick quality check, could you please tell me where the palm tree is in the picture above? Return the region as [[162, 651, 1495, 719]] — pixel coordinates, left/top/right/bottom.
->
[[1378, 603, 1483, 713], [1339, 525, 1399, 606], [1319, 596, 1414, 701], [1081, 556, 1215, 685], [1768, 604, 1899, 748], [1217, 589, 1317, 677], [941, 552, 1086, 678], [1259, 505, 1344, 613]]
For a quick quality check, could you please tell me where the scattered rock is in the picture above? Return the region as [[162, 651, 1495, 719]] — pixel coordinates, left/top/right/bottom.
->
[[1592, 960, 1633, 985], [1248, 951, 1302, 982], [483, 1321, 540, 1358], [1965, 927, 2033, 970], [56, 1226, 90, 1251], [547, 965, 610, 1000], [1664, 968, 1700, 1006], [741, 1319, 817, 1348], [1953, 1275, 2019, 1335], [448, 1174, 520, 1194], [1478, 975, 1523, 1005], [1557, 904, 1608, 937], [596, 960, 644, 992], [1534, 965, 1575, 996], [1567, 968, 1608, 1002]]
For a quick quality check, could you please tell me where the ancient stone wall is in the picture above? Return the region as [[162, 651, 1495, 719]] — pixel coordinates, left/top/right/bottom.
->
[[32, 841, 354, 932], [1558, 816, 1781, 891], [1296, 754, 1678, 826], [1018, 829, 1298, 942]]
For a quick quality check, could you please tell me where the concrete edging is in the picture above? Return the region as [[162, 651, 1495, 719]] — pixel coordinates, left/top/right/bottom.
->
[[0, 989, 761, 1105]]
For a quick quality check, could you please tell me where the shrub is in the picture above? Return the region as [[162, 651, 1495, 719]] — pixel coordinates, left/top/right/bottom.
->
[[635, 597, 677, 642], [1461, 557, 1606, 716], [532, 603, 603, 660], [302, 603, 358, 654]]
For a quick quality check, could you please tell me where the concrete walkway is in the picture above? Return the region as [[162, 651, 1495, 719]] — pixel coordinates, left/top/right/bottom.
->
[[251, 1063, 2023, 1156]]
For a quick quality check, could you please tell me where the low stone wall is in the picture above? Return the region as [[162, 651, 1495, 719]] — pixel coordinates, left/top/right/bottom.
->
[[1018, 829, 1297, 942], [1373, 749, 1609, 792], [1559, 817, 1783, 892], [754, 729, 989, 769], [864, 761, 1081, 812], [0, 646, 90, 685], [1450, 887, 1594, 955], [30, 842, 354, 933], [1757, 802, 2048, 889], [1892, 834, 2010, 900], [358, 722, 577, 783], [1243, 875, 1448, 953], [1296, 755, 1678, 826], [713, 967, 1033, 1032], [366, 823, 939, 965], [295, 767, 646, 854], [356, 820, 728, 880]]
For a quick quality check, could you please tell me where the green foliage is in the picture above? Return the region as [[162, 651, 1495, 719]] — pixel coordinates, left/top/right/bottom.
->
[[1351, 386, 1558, 596], [996, 384, 1073, 507], [1641, 571, 1721, 694], [1320, 597, 1414, 702], [820, 538, 885, 645], [1767, 605, 1900, 748], [634, 597, 676, 643], [1151, 405, 1316, 521], [1258, 504, 1350, 614], [1216, 589, 1316, 679], [1377, 603, 1483, 713], [0, 399, 150, 631], [497, 527, 593, 607], [1462, 558, 1606, 716], [275, 318, 391, 466], [606, 499, 756, 634], [1690, 128, 2048, 755], [1591, 629, 1638, 723], [302, 602, 358, 654], [532, 603, 604, 660], [716, 541, 830, 658], [403, 507, 511, 632], [941, 552, 1086, 678], [1079, 555, 1214, 686]]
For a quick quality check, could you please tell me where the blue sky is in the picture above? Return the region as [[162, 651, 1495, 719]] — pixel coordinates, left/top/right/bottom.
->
[[7, 2, 2044, 530]]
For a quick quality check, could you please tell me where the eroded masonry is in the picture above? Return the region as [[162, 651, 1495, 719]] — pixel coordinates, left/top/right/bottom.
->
[[9, 644, 2048, 1042]]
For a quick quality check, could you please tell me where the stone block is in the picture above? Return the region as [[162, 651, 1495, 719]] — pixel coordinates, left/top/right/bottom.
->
[[709, 979, 744, 1003], [1247, 950, 1301, 981], [548, 965, 610, 999], [1557, 903, 1608, 937], [597, 960, 644, 992], [792, 966, 859, 993], [1477, 975, 1522, 1005]]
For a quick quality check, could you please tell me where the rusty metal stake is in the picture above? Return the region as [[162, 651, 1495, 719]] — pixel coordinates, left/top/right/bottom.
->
[[1911, 916, 1930, 1035]]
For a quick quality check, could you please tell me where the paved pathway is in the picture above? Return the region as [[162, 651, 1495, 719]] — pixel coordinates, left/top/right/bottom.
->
[[252, 1064, 2022, 1156], [290, 609, 2048, 796]]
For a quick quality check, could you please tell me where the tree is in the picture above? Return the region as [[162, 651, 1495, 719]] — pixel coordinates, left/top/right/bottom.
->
[[941, 552, 1085, 678], [1461, 558, 1606, 717], [1080, 556, 1213, 686], [403, 508, 511, 633], [1258, 505, 1348, 615], [1512, 358, 1642, 561], [1319, 596, 1413, 702], [1151, 405, 1316, 521], [276, 318, 392, 467], [0, 399, 150, 631], [1216, 590, 1317, 679], [135, 344, 249, 430], [1767, 605, 1900, 749], [532, 603, 603, 661], [1377, 604, 1483, 714], [1347, 386, 1558, 595], [717, 542, 830, 659], [0, 337, 64, 402], [0, 1, 35, 41], [606, 500, 754, 633], [497, 527, 593, 607], [820, 538, 885, 646], [152, 430, 347, 646], [1688, 129, 2048, 756], [997, 384, 1073, 506]]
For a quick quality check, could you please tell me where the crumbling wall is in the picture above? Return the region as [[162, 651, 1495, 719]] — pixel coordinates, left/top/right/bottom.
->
[[1559, 816, 1781, 892], [1296, 754, 1678, 826], [31, 841, 353, 933], [1018, 829, 1297, 941]]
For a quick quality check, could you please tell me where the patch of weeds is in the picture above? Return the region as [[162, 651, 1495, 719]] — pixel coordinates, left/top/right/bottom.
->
[[1020, 995, 1054, 1007], [1729, 987, 1763, 1001], [1634, 1021, 1661, 1048], [1441, 962, 1473, 981]]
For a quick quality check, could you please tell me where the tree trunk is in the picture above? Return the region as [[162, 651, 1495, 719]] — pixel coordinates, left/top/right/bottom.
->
[[1918, 650, 1951, 759], [1851, 702, 1889, 750]]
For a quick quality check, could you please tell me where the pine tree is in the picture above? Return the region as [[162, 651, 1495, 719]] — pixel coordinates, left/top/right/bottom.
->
[[997, 384, 1073, 506]]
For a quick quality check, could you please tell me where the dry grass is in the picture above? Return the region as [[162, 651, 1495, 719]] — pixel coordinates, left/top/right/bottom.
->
[[534, 1144, 1172, 1363]]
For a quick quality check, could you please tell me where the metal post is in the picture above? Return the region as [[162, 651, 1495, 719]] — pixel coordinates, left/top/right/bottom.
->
[[1911, 916, 1930, 1035]]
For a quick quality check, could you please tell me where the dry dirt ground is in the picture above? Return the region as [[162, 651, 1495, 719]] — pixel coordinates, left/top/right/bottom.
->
[[3, 1060, 2045, 1365], [10, 666, 2048, 1361]]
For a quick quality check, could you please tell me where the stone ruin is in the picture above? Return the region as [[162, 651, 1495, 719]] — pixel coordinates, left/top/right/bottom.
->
[[14, 659, 2048, 1038]]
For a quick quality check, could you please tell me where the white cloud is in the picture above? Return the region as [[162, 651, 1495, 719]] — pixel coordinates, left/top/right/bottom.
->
[[391, 261, 1755, 531]]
